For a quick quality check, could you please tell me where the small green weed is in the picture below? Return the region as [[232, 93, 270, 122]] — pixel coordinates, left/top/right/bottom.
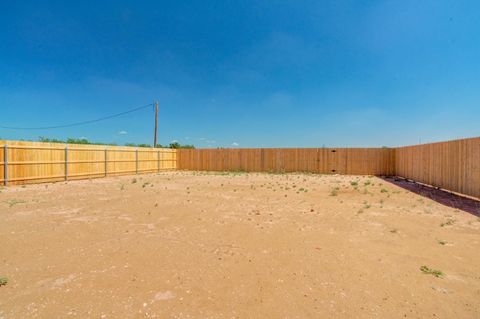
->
[[420, 266, 443, 278], [440, 219, 455, 227], [330, 187, 339, 196], [4, 199, 26, 207]]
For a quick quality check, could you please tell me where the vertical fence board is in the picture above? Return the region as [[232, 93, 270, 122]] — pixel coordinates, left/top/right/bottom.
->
[[1, 145, 6, 185]]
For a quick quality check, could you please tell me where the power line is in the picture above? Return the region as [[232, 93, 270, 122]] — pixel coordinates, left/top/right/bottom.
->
[[0, 103, 154, 130]]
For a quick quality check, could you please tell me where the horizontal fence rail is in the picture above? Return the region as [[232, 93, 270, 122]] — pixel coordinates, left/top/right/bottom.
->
[[0, 140, 177, 185]]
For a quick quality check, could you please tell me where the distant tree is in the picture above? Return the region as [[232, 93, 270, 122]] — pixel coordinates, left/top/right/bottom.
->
[[38, 136, 65, 143], [124, 143, 137, 147], [168, 142, 195, 149], [36, 138, 193, 149], [125, 142, 152, 148], [38, 137, 116, 146], [66, 138, 90, 144], [169, 142, 181, 149]]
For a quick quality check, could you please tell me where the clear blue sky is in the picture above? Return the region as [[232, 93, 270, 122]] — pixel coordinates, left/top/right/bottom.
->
[[1, 0, 479, 148]]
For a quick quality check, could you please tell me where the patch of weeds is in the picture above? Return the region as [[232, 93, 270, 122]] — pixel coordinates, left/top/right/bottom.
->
[[0, 277, 7, 286], [420, 266, 443, 278], [120, 184, 125, 191], [364, 180, 371, 186], [390, 228, 398, 233], [380, 188, 388, 193], [330, 187, 339, 196], [350, 181, 358, 187], [357, 209, 364, 214], [440, 219, 455, 227], [437, 240, 447, 245], [131, 178, 137, 184], [363, 201, 371, 209], [4, 199, 26, 207]]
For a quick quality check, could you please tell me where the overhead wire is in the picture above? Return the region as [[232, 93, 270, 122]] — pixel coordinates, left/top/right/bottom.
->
[[0, 103, 154, 130]]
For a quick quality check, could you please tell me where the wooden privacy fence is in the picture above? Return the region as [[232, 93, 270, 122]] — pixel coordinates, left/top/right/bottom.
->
[[0, 140, 177, 185], [395, 137, 480, 199], [178, 138, 480, 199], [177, 148, 395, 176], [1, 137, 479, 199]]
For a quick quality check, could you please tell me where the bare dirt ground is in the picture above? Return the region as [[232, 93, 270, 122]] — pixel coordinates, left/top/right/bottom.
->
[[1, 171, 479, 318]]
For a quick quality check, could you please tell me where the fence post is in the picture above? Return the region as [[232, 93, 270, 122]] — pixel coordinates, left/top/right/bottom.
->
[[135, 149, 139, 174], [105, 149, 108, 177], [158, 150, 160, 173], [3, 144, 8, 186], [65, 145, 68, 181]]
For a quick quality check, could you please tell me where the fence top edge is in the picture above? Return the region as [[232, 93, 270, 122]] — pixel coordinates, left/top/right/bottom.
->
[[180, 147, 394, 151], [0, 140, 177, 152], [394, 136, 480, 149]]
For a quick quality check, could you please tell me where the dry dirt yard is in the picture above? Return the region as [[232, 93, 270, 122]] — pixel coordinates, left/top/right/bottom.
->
[[1, 171, 479, 318]]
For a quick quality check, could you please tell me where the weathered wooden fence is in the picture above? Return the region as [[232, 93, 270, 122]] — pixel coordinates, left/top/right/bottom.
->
[[0, 140, 177, 185], [395, 137, 480, 199], [177, 148, 395, 176]]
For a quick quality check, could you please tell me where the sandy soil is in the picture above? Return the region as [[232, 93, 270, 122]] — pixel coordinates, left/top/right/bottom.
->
[[1, 171, 479, 318]]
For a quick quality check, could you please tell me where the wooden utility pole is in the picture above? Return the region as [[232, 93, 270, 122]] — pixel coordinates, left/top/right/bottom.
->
[[154, 101, 158, 148]]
